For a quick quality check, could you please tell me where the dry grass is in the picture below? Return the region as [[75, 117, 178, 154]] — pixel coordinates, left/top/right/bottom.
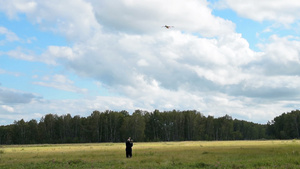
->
[[0, 140, 300, 168]]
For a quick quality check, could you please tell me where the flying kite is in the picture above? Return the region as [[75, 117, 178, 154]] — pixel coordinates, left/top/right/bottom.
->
[[162, 25, 174, 29]]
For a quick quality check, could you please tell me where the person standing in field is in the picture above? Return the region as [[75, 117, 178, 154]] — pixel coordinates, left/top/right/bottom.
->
[[126, 137, 133, 158]]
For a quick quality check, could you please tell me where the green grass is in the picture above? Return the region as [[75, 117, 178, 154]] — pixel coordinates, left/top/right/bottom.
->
[[0, 140, 300, 168]]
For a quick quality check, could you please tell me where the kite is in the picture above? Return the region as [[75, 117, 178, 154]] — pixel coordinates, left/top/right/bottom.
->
[[162, 25, 174, 29]]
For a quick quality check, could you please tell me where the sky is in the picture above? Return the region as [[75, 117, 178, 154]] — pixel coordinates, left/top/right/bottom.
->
[[1, 0, 300, 125]]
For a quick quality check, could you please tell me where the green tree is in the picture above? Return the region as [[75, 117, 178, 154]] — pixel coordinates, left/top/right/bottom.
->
[[204, 116, 215, 140], [145, 110, 163, 141], [89, 111, 101, 142], [12, 119, 27, 144], [27, 119, 38, 144], [121, 110, 145, 141]]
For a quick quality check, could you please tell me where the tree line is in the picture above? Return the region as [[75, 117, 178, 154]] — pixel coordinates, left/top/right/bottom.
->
[[0, 109, 299, 144]]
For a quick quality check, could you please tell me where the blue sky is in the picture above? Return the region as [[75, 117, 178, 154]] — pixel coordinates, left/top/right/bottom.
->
[[1, 0, 300, 125]]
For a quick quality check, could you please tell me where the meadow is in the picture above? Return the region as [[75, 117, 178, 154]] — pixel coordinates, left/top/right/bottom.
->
[[0, 140, 299, 168]]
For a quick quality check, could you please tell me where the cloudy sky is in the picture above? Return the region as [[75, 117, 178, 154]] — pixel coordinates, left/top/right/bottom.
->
[[1, 0, 300, 125]]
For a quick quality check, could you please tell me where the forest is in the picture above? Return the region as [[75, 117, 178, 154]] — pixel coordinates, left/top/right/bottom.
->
[[0, 109, 299, 144]]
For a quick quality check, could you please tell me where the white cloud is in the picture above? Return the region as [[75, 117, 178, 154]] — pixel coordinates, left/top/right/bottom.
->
[[0, 0, 100, 41], [0, 26, 20, 45], [0, 87, 41, 104], [5, 45, 75, 65], [137, 59, 149, 67], [222, 0, 300, 25], [1, 105, 15, 112], [33, 74, 88, 93], [22, 0, 297, 124], [0, 0, 37, 19], [33, 0, 99, 41], [0, 68, 20, 77], [1, 0, 300, 125], [6, 47, 36, 61], [0, 95, 137, 124], [93, 0, 235, 37], [257, 35, 300, 75]]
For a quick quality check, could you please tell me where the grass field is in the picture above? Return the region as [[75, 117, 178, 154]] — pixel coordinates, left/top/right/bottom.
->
[[0, 140, 299, 168]]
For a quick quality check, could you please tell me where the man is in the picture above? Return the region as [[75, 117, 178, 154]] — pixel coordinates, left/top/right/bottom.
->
[[125, 137, 133, 158]]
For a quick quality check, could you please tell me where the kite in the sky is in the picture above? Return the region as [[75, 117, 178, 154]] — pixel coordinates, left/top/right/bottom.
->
[[162, 25, 174, 29]]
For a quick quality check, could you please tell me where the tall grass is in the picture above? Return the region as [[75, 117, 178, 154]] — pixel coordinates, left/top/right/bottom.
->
[[0, 140, 299, 168]]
